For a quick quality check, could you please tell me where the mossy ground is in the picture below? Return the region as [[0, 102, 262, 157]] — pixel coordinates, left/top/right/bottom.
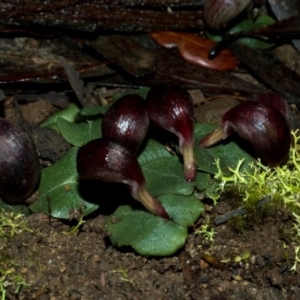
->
[[214, 130, 300, 270], [0, 209, 32, 299]]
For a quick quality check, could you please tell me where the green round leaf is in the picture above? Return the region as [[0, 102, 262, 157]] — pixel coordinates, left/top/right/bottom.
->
[[139, 138, 194, 196], [142, 156, 195, 196], [194, 171, 219, 200], [57, 118, 102, 147], [40, 103, 80, 131], [105, 205, 188, 256], [113, 87, 150, 101], [30, 147, 98, 219], [77, 105, 110, 118], [195, 123, 254, 175], [159, 193, 204, 226], [138, 139, 173, 165], [105, 193, 203, 256], [206, 15, 276, 49], [0, 199, 31, 216]]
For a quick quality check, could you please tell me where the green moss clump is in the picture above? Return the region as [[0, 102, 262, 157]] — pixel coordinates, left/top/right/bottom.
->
[[195, 217, 216, 243], [0, 209, 32, 239], [213, 130, 300, 270], [0, 209, 32, 298]]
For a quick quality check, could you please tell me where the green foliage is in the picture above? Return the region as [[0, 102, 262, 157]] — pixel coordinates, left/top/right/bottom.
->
[[56, 118, 102, 147], [194, 123, 254, 175], [40, 103, 80, 131], [206, 14, 275, 49], [63, 214, 86, 235], [142, 156, 195, 196], [27, 87, 257, 256], [0, 209, 30, 299], [77, 104, 110, 119], [29, 147, 98, 219], [0, 200, 31, 216], [105, 205, 188, 256], [0, 208, 32, 239], [110, 268, 136, 287], [0, 256, 27, 300], [194, 123, 254, 204], [195, 217, 216, 243], [113, 87, 150, 101], [233, 252, 251, 263], [105, 195, 203, 256]]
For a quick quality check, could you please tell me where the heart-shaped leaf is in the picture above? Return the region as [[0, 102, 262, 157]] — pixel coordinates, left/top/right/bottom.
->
[[114, 87, 150, 101], [138, 139, 173, 164], [105, 192, 203, 256], [105, 206, 187, 256], [207, 15, 276, 50], [40, 103, 80, 131], [158, 193, 203, 226], [142, 156, 195, 196], [194, 123, 254, 175], [57, 118, 102, 147], [30, 147, 99, 219], [194, 171, 220, 200], [138, 138, 194, 196], [76, 105, 111, 119]]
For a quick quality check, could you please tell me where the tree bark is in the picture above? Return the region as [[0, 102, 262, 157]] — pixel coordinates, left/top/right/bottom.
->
[[0, 0, 204, 32]]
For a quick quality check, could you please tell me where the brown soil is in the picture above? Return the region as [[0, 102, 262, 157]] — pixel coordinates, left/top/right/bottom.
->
[[1, 94, 300, 300], [2, 199, 300, 300]]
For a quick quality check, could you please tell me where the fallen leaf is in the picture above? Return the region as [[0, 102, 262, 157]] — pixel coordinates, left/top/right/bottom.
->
[[150, 31, 239, 71], [201, 253, 224, 269], [147, 48, 265, 100]]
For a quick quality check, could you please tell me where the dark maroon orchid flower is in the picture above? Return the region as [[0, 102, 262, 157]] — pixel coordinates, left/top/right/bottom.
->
[[146, 84, 197, 181], [200, 95, 291, 167]]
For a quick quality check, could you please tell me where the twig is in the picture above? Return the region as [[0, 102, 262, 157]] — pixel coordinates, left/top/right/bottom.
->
[[214, 196, 272, 225], [58, 56, 86, 107]]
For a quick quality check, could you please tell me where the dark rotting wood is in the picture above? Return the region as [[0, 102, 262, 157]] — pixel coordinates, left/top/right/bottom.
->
[[0, 0, 205, 32]]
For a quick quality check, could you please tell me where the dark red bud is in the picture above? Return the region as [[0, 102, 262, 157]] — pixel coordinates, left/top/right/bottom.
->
[[102, 94, 149, 155], [146, 84, 197, 181], [203, 0, 252, 31], [77, 138, 169, 219], [200, 102, 291, 167], [0, 118, 41, 204], [257, 92, 291, 129]]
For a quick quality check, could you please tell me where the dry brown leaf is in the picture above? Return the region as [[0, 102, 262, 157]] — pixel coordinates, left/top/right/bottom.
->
[[150, 31, 239, 71]]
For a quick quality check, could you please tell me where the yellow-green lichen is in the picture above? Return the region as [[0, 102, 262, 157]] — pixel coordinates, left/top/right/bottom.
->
[[0, 257, 28, 300], [195, 217, 216, 243], [213, 130, 300, 270], [0, 209, 32, 239], [0, 209, 32, 299]]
